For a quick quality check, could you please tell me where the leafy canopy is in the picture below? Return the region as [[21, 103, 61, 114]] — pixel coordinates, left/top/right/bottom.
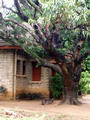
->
[[0, 0, 90, 62]]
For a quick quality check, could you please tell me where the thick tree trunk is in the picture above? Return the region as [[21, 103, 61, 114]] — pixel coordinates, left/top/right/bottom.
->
[[58, 63, 82, 105], [62, 74, 81, 105]]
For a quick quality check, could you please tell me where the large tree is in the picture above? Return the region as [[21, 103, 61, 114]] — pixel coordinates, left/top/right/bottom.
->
[[0, 0, 90, 104]]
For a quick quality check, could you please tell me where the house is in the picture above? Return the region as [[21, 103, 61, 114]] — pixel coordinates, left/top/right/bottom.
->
[[0, 39, 54, 100]]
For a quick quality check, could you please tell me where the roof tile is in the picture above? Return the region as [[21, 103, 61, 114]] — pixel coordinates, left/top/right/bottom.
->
[[0, 39, 12, 46]]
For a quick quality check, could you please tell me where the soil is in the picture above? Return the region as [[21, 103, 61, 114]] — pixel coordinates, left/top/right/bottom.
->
[[0, 95, 90, 120]]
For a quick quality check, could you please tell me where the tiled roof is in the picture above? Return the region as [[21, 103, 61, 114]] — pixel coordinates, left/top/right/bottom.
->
[[0, 39, 12, 46], [0, 39, 21, 50]]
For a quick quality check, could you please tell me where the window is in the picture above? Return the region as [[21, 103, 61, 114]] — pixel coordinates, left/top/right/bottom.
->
[[16, 60, 21, 75], [16, 60, 26, 76], [22, 61, 26, 75], [32, 62, 41, 81]]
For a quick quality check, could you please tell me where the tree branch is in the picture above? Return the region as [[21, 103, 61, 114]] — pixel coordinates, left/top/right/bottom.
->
[[26, 0, 42, 15], [0, 30, 18, 45], [5, 18, 39, 41], [73, 30, 86, 61], [44, 46, 66, 64], [3, 17, 47, 48], [58, 24, 90, 31], [33, 24, 47, 44], [19, 0, 32, 9], [14, 0, 29, 22], [77, 50, 90, 64], [36, 23, 47, 39], [38, 59, 63, 75]]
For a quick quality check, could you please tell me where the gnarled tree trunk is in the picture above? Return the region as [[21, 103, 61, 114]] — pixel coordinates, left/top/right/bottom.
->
[[63, 76, 80, 104], [61, 64, 82, 105]]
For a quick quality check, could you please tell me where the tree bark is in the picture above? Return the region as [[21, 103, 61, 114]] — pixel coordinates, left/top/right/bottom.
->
[[61, 64, 82, 105], [62, 75, 81, 105]]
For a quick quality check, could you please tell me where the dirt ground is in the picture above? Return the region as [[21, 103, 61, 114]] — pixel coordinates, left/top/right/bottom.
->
[[0, 95, 90, 120]]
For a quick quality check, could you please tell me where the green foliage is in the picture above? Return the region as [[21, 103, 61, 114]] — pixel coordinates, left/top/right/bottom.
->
[[85, 0, 90, 9], [0, 86, 7, 94], [79, 71, 90, 94], [1, 0, 89, 59], [30, 46, 48, 58], [51, 71, 90, 98], [38, 0, 90, 55], [83, 55, 90, 71], [51, 73, 63, 99], [41, 0, 90, 25]]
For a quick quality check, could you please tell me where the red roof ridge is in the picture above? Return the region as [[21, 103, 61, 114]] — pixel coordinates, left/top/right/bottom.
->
[[0, 46, 21, 50]]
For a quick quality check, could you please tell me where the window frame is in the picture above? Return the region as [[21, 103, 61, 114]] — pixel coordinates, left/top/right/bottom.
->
[[16, 59, 27, 77]]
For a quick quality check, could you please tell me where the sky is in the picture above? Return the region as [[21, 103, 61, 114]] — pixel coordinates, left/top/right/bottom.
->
[[0, 0, 14, 16], [0, 0, 14, 8]]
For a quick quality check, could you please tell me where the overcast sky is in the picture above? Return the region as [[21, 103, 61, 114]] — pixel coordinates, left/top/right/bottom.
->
[[0, 0, 14, 16], [0, 0, 14, 7]]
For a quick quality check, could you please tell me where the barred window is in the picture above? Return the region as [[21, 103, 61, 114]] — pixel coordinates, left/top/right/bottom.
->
[[22, 61, 26, 75], [16, 60, 26, 75], [16, 60, 21, 75]]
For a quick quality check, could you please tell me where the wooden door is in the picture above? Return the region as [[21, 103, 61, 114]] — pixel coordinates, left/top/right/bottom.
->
[[52, 70, 56, 76], [32, 62, 41, 81]]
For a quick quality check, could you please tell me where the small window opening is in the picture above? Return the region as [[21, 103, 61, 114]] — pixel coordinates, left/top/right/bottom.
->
[[23, 61, 26, 75], [16, 60, 21, 75]]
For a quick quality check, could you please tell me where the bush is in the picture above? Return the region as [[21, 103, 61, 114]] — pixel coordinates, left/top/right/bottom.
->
[[51, 73, 63, 99], [79, 71, 90, 94], [0, 86, 7, 94], [51, 71, 90, 99], [83, 55, 90, 71]]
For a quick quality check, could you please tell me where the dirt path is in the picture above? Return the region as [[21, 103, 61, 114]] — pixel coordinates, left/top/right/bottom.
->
[[0, 95, 90, 120]]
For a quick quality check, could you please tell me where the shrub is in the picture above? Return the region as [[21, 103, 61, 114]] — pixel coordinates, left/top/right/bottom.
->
[[83, 55, 90, 71], [0, 86, 7, 94], [51, 71, 90, 99], [79, 71, 90, 94], [51, 73, 63, 99]]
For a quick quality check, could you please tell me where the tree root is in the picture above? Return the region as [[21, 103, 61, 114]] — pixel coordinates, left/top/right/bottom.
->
[[71, 99, 82, 105], [60, 98, 82, 105]]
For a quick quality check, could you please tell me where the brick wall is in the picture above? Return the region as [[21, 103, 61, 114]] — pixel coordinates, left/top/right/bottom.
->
[[28, 67, 51, 98], [0, 50, 14, 98], [0, 49, 52, 99], [16, 51, 52, 98], [16, 52, 30, 95]]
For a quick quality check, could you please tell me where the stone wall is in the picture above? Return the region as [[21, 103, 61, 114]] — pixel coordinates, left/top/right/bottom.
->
[[0, 50, 14, 98]]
